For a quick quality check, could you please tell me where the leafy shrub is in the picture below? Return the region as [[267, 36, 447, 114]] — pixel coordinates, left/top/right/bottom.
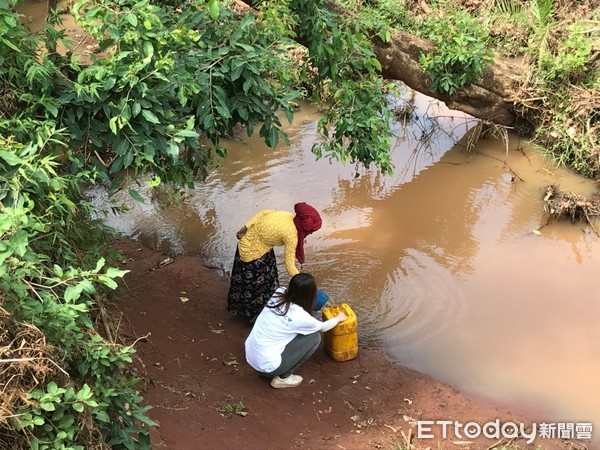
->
[[290, 0, 394, 174], [419, 11, 494, 95], [64, 0, 301, 186], [0, 129, 154, 448], [339, 0, 416, 34], [538, 22, 595, 84]]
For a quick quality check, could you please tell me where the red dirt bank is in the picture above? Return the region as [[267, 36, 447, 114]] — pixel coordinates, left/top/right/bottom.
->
[[113, 238, 579, 450]]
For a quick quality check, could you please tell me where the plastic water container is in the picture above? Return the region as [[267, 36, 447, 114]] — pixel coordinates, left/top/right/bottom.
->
[[322, 303, 358, 362]]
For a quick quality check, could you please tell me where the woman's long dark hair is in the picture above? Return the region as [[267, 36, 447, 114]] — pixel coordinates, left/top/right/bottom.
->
[[268, 273, 317, 316]]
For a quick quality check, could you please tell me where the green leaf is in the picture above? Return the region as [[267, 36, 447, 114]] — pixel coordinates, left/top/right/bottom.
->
[[131, 102, 141, 117], [32, 416, 45, 426], [267, 127, 279, 147], [40, 401, 56, 411], [178, 87, 187, 107], [77, 384, 91, 400], [141, 110, 160, 124], [109, 116, 119, 135], [230, 59, 245, 81], [107, 25, 120, 40], [94, 410, 111, 423], [64, 285, 77, 303], [174, 130, 199, 138], [53, 265, 64, 278], [186, 116, 195, 129], [370, 57, 382, 72], [0, 149, 22, 165], [239, 12, 254, 30], [133, 412, 157, 426], [202, 113, 214, 130], [128, 189, 146, 204], [95, 257, 106, 272], [103, 77, 116, 90], [123, 150, 134, 168], [72, 402, 84, 413], [114, 137, 129, 155], [142, 41, 154, 57], [69, 303, 88, 312], [242, 78, 254, 93], [105, 267, 128, 278], [208, 0, 220, 19], [13, 234, 30, 256], [215, 104, 231, 119], [125, 13, 138, 27], [1, 38, 20, 52], [80, 279, 96, 294], [47, 381, 58, 394]]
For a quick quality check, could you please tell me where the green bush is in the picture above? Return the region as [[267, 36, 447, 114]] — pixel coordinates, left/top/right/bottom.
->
[[420, 11, 494, 95], [539, 22, 595, 84], [0, 128, 153, 448], [290, 0, 394, 174]]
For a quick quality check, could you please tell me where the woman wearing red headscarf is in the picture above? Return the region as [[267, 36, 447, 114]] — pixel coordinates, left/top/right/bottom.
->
[[227, 203, 322, 323]]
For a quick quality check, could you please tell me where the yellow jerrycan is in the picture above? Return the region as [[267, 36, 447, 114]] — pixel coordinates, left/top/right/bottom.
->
[[322, 303, 358, 362]]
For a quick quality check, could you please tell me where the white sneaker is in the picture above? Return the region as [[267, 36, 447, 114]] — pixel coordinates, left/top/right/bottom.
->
[[270, 374, 303, 389]]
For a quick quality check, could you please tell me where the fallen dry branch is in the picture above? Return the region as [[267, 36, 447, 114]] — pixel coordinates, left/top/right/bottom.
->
[[542, 185, 600, 225], [464, 121, 510, 155]]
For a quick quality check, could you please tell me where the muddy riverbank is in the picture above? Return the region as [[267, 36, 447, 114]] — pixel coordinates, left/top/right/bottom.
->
[[112, 238, 584, 450]]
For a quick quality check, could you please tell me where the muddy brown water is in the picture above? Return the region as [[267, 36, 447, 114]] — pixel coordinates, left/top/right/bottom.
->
[[88, 92, 600, 441]]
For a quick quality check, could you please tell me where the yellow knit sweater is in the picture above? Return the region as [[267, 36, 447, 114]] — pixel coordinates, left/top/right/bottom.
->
[[237, 210, 299, 276]]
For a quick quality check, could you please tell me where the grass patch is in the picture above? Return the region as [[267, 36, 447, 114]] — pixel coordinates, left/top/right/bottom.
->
[[215, 396, 248, 418]]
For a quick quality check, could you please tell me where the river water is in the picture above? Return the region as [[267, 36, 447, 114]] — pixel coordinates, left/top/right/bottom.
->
[[89, 91, 600, 438]]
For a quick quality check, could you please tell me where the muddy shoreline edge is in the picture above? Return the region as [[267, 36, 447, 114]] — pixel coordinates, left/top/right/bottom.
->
[[112, 237, 583, 450]]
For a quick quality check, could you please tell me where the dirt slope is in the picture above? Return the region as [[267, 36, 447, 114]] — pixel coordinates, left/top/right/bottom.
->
[[112, 238, 579, 450]]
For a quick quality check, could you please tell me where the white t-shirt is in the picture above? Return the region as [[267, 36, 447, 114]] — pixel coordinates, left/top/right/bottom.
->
[[245, 287, 336, 373]]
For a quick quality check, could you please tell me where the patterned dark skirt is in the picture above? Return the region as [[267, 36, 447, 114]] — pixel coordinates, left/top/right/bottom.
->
[[226, 247, 279, 323]]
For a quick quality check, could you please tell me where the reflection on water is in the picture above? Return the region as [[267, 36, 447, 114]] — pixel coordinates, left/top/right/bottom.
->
[[89, 93, 600, 439]]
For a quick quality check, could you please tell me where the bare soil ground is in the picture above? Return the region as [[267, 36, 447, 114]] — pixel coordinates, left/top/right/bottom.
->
[[112, 238, 579, 450]]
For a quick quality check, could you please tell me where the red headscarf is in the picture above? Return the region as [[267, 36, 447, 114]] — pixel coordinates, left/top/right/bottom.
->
[[293, 202, 322, 264]]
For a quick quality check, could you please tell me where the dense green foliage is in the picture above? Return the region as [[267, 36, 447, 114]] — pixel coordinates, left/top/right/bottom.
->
[[341, 0, 599, 178], [66, 0, 307, 186], [340, 0, 495, 95], [419, 12, 494, 95], [0, 128, 151, 449], [1, 0, 396, 447], [3, 0, 395, 188], [290, 0, 394, 172]]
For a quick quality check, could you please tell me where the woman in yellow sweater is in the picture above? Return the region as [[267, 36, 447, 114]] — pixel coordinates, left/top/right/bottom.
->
[[227, 202, 322, 322]]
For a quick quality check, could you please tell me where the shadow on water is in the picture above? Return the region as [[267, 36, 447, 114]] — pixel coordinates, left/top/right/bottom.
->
[[87, 89, 600, 442]]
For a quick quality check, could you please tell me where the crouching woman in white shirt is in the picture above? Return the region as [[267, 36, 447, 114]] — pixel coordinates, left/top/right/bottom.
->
[[245, 273, 347, 389]]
